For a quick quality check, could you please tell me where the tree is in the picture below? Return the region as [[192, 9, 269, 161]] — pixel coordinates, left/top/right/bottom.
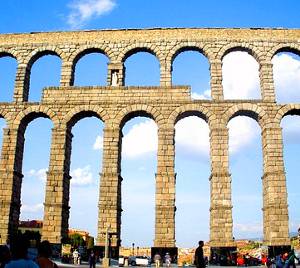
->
[[69, 233, 85, 248], [87, 237, 94, 249]]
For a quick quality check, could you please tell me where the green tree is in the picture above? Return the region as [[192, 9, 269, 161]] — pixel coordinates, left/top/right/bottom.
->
[[69, 233, 85, 248], [87, 237, 94, 249]]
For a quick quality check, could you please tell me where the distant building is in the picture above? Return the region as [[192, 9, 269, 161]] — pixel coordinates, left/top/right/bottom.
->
[[18, 220, 92, 243], [68, 228, 91, 242], [19, 220, 43, 234]]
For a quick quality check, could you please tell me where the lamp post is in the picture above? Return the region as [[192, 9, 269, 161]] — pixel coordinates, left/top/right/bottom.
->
[[103, 226, 110, 267]]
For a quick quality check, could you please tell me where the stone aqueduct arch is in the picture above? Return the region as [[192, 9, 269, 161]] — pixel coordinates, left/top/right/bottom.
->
[[0, 28, 299, 253]]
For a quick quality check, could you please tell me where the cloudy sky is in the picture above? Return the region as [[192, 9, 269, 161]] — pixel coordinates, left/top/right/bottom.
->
[[0, 0, 300, 248]]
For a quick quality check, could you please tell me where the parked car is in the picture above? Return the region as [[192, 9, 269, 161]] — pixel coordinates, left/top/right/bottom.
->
[[128, 255, 151, 266]]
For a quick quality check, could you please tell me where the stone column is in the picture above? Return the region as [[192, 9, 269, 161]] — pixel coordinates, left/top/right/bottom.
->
[[107, 63, 125, 86], [209, 125, 234, 247], [13, 63, 30, 102], [160, 60, 172, 87], [42, 126, 72, 244], [259, 60, 276, 102], [97, 126, 122, 249], [210, 59, 224, 101], [261, 124, 290, 246], [0, 127, 24, 244], [154, 127, 176, 248], [60, 61, 73, 87]]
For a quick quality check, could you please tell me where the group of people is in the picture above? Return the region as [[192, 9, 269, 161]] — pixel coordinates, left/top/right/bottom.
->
[[153, 252, 172, 268], [274, 250, 299, 268], [71, 249, 96, 268], [153, 240, 205, 268], [0, 238, 57, 268]]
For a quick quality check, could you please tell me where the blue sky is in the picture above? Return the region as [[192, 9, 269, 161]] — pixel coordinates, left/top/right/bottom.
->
[[0, 0, 300, 248]]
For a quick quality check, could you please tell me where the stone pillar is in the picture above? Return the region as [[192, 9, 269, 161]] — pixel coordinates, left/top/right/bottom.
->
[[42, 127, 72, 243], [97, 126, 122, 250], [60, 61, 73, 87], [13, 63, 30, 102], [107, 63, 125, 86], [210, 60, 224, 101], [154, 127, 176, 248], [209, 126, 235, 247], [259, 60, 276, 102], [261, 124, 290, 246], [160, 60, 172, 87], [0, 127, 24, 244]]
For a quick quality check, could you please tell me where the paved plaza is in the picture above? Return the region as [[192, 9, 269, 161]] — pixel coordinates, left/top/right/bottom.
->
[[56, 265, 262, 268]]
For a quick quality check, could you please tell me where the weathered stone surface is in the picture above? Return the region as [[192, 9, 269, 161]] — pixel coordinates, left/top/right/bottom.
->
[[0, 27, 297, 248]]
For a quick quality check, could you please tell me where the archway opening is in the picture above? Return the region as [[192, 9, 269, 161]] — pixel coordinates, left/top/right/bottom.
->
[[120, 116, 157, 247], [73, 52, 109, 86], [272, 51, 300, 103], [175, 115, 210, 247], [228, 115, 263, 240], [172, 50, 210, 99], [29, 54, 61, 102], [124, 51, 160, 86], [222, 51, 260, 99], [281, 114, 300, 234], [20, 117, 53, 232], [0, 55, 17, 102], [69, 115, 104, 242]]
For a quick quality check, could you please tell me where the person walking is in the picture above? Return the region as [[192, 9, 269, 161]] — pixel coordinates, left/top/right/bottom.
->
[[36, 240, 58, 268], [194, 241, 205, 268], [89, 250, 96, 268], [164, 253, 171, 267], [275, 253, 284, 268], [73, 249, 79, 265], [154, 253, 161, 268]]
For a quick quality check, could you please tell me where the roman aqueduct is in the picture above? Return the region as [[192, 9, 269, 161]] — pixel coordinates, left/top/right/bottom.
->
[[0, 28, 299, 252]]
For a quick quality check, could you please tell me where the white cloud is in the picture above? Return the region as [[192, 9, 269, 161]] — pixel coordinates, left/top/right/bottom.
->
[[21, 203, 43, 213], [71, 165, 95, 186], [122, 119, 158, 158], [223, 51, 261, 99], [27, 168, 47, 182], [93, 135, 103, 150], [101, 116, 259, 159], [235, 222, 263, 234], [281, 116, 300, 143], [228, 117, 259, 153], [191, 89, 211, 100], [92, 53, 299, 159], [289, 221, 300, 232], [175, 116, 209, 156], [67, 0, 116, 28], [272, 53, 300, 103]]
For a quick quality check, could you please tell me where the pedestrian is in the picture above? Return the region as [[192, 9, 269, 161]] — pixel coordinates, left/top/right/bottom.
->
[[36, 240, 58, 268], [284, 249, 298, 268], [89, 250, 96, 268], [154, 253, 161, 268], [0, 245, 11, 268], [194, 241, 205, 268], [261, 254, 268, 266], [73, 249, 79, 265], [275, 253, 284, 268], [244, 253, 250, 267], [5, 237, 39, 268], [164, 252, 171, 267]]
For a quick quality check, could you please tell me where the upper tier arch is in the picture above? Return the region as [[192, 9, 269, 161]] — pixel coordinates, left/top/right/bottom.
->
[[117, 43, 163, 64]]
